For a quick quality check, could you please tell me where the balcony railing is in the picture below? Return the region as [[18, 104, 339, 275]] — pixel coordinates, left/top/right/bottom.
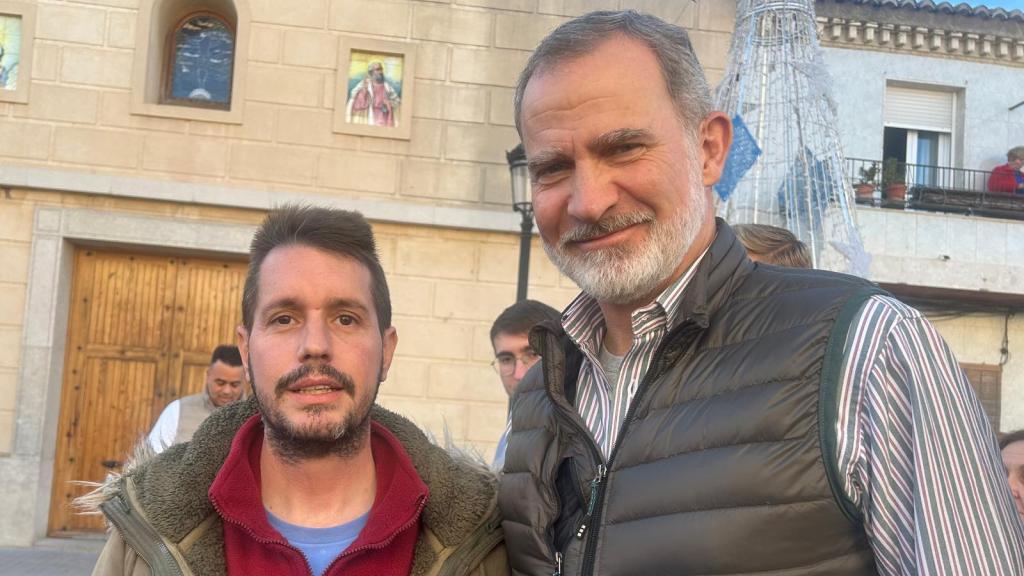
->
[[847, 157, 1024, 220]]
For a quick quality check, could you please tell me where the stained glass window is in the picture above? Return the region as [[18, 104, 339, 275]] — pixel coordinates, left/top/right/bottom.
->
[[167, 13, 233, 107]]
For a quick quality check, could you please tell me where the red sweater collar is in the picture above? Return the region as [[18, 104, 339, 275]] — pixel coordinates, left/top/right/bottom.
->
[[209, 414, 429, 548]]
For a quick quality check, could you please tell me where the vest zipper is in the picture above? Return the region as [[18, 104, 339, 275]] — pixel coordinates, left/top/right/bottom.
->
[[578, 326, 697, 576], [574, 465, 606, 540], [551, 551, 563, 576]]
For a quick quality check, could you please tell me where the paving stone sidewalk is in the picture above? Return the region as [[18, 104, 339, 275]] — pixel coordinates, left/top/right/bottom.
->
[[0, 538, 103, 576]]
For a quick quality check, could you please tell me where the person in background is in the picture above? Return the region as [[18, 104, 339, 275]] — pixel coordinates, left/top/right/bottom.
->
[[147, 344, 245, 452], [987, 146, 1024, 194], [1001, 430, 1024, 522], [733, 223, 812, 268], [489, 299, 561, 471]]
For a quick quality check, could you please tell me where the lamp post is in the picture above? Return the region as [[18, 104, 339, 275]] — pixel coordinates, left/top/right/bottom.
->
[[506, 143, 532, 302]]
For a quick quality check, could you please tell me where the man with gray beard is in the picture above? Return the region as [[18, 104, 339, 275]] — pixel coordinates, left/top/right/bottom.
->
[[499, 10, 1024, 576]]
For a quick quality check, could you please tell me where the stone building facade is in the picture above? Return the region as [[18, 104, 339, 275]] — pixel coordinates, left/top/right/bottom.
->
[[0, 0, 736, 545], [4, 0, 1022, 548]]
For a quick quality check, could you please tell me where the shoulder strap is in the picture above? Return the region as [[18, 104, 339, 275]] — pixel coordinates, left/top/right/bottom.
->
[[818, 288, 886, 525]]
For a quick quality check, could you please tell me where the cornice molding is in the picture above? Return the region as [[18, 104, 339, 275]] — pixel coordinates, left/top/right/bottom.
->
[[816, 16, 1024, 66]]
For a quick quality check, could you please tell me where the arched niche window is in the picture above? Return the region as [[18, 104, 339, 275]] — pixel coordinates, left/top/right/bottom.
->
[[132, 0, 249, 123], [164, 12, 234, 108]]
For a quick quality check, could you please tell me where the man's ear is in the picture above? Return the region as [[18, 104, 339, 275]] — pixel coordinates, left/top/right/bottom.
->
[[236, 324, 250, 375], [699, 111, 733, 187], [379, 326, 398, 382]]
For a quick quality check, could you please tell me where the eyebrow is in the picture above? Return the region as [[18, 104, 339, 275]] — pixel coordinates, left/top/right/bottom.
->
[[527, 149, 570, 180], [588, 128, 653, 154], [260, 297, 370, 317], [526, 128, 654, 179]]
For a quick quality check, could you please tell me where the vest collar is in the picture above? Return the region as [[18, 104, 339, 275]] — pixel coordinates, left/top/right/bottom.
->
[[676, 218, 755, 331]]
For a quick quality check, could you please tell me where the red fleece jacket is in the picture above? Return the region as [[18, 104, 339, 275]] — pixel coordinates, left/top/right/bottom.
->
[[988, 163, 1023, 194], [209, 415, 429, 576]]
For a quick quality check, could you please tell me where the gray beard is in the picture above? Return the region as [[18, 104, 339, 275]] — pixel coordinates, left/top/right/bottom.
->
[[543, 162, 708, 305]]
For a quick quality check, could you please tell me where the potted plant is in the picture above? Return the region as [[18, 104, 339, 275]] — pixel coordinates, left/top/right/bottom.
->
[[882, 157, 907, 202], [855, 162, 878, 199]]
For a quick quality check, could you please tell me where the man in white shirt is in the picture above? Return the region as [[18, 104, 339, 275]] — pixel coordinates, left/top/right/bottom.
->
[[148, 344, 245, 452]]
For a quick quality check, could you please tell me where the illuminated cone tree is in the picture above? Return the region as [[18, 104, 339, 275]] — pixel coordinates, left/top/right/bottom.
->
[[714, 0, 869, 275]]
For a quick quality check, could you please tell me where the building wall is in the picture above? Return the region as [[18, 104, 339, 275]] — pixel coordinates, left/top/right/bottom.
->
[[856, 206, 1024, 296], [3, 0, 735, 207], [824, 45, 1024, 171], [0, 0, 739, 544], [928, 312, 1024, 432], [0, 189, 582, 544]]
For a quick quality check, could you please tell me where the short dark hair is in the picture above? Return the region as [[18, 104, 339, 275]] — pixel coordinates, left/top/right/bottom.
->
[[733, 223, 813, 269], [999, 429, 1024, 450], [514, 10, 711, 138], [490, 299, 561, 345], [242, 205, 391, 334], [210, 344, 242, 367]]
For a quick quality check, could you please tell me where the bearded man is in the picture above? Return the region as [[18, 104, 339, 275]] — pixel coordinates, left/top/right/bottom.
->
[[499, 10, 1024, 576], [346, 61, 399, 127], [86, 206, 508, 576]]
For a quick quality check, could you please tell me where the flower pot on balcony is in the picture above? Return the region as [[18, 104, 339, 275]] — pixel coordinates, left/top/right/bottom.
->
[[855, 183, 876, 198], [885, 183, 907, 202]]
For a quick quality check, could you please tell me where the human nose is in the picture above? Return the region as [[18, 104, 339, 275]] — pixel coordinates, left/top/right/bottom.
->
[[299, 318, 331, 362], [512, 359, 531, 380], [567, 162, 617, 223]]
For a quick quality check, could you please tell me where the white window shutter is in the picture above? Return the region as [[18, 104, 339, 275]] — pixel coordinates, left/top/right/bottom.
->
[[884, 86, 955, 132]]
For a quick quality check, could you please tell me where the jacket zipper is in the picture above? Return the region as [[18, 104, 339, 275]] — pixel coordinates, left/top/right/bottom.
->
[[322, 494, 427, 575], [210, 497, 317, 576], [575, 326, 696, 576], [210, 494, 426, 575]]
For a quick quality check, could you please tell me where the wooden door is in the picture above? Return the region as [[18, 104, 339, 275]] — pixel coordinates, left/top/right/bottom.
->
[[49, 248, 247, 536]]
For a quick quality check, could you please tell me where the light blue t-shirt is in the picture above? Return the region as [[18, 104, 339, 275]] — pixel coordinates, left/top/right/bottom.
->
[[266, 509, 369, 576]]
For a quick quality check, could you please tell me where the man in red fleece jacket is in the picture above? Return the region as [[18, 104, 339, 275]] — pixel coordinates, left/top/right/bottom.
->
[[89, 206, 508, 576]]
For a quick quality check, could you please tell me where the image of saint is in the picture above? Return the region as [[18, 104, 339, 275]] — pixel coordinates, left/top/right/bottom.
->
[[346, 61, 400, 127], [0, 14, 22, 92], [0, 45, 12, 89]]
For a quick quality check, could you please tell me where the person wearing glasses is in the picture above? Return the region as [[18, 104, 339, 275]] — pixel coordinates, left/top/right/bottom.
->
[[489, 299, 561, 471]]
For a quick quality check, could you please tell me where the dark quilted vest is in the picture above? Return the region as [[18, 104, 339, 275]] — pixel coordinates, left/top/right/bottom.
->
[[500, 223, 882, 576]]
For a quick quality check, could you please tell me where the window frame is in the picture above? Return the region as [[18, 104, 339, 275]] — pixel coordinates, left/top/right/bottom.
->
[[161, 9, 236, 110], [0, 0, 36, 105], [960, 362, 1001, 431], [130, 0, 249, 124]]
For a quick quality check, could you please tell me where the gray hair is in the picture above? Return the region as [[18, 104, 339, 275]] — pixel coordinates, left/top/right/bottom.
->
[[513, 10, 713, 137]]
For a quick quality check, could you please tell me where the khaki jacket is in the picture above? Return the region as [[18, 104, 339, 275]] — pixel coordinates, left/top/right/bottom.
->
[[85, 398, 510, 576]]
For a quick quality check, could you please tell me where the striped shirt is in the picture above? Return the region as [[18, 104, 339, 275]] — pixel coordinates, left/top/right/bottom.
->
[[566, 265, 1024, 573]]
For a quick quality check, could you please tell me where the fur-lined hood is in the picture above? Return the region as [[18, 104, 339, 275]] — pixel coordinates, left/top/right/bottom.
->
[[80, 397, 504, 576]]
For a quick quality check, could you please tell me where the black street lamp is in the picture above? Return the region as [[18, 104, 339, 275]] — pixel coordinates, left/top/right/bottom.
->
[[506, 143, 532, 302]]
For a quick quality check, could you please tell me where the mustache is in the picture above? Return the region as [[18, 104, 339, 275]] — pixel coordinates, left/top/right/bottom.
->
[[559, 212, 655, 246], [274, 364, 354, 397]]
